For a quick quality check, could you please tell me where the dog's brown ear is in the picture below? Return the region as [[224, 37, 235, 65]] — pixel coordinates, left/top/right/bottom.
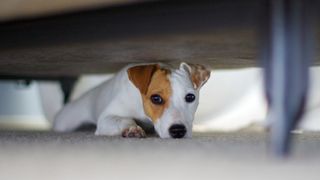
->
[[127, 64, 159, 94], [180, 62, 211, 89]]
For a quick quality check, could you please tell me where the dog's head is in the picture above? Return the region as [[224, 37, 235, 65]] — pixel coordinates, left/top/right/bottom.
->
[[127, 62, 210, 138]]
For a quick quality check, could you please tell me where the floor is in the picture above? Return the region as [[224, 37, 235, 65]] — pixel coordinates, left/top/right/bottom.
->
[[0, 131, 319, 180]]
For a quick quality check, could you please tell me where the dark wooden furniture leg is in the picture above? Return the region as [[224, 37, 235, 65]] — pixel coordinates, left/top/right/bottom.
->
[[261, 0, 315, 156], [59, 77, 78, 103]]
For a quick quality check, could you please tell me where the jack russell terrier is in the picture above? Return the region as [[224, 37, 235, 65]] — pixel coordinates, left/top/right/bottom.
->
[[53, 62, 210, 138]]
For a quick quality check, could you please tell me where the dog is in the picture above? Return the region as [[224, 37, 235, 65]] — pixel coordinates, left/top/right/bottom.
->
[[53, 62, 210, 138]]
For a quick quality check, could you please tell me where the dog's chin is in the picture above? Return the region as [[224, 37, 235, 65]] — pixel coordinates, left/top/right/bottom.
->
[[158, 133, 171, 138], [154, 126, 175, 138], [154, 128, 171, 138]]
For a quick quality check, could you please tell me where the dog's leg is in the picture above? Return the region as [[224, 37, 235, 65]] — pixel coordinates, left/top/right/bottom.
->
[[95, 116, 146, 138]]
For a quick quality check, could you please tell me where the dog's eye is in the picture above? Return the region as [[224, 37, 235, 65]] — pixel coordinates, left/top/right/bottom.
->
[[150, 94, 164, 105], [185, 93, 195, 103]]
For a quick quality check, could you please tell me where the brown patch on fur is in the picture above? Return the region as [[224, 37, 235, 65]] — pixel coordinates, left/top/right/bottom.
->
[[127, 64, 171, 123], [184, 63, 210, 89], [142, 68, 171, 123], [127, 64, 159, 94]]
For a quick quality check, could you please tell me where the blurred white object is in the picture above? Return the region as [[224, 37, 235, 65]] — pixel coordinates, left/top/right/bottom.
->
[[38, 81, 64, 124], [299, 67, 320, 131], [193, 68, 267, 132], [194, 67, 320, 132], [0, 81, 50, 130], [70, 74, 113, 101]]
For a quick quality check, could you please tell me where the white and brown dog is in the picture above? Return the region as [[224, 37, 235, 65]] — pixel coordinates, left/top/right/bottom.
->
[[53, 63, 210, 138]]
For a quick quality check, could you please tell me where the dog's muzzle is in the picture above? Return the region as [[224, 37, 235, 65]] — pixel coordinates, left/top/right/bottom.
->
[[169, 124, 186, 138]]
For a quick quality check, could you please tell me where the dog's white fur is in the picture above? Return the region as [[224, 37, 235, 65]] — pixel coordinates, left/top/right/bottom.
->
[[53, 63, 210, 138]]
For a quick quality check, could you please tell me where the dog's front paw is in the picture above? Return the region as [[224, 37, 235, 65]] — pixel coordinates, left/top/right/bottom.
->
[[122, 126, 146, 138]]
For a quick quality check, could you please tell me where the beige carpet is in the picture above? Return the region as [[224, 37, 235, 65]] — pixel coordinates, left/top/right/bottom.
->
[[0, 131, 320, 180]]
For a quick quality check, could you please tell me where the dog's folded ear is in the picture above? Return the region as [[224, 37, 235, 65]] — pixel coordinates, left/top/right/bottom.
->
[[127, 64, 159, 95], [180, 62, 211, 89]]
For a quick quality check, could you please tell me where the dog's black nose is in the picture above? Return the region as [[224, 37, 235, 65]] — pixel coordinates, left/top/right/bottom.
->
[[169, 124, 186, 138]]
